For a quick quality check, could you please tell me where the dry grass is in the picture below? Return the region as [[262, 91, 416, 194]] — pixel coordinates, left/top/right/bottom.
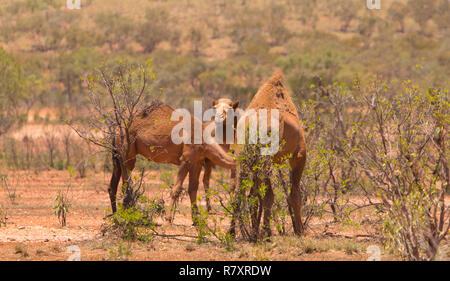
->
[[14, 243, 29, 257]]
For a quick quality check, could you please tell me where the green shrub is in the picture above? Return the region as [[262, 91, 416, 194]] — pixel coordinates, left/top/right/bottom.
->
[[109, 242, 132, 261], [106, 196, 164, 242], [53, 190, 71, 227]]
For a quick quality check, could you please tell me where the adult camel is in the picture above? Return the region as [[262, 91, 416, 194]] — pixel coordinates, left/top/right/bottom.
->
[[108, 100, 237, 223], [232, 70, 307, 237]]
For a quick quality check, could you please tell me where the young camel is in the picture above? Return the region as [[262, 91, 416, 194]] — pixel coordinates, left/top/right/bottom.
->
[[108, 100, 236, 223], [201, 98, 239, 211], [232, 70, 307, 237]]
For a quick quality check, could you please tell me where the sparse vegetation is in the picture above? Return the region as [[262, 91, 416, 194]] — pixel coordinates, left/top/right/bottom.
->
[[0, 0, 448, 261], [14, 243, 29, 257], [1, 175, 20, 204], [53, 166, 74, 227], [0, 205, 7, 227], [108, 241, 132, 261]]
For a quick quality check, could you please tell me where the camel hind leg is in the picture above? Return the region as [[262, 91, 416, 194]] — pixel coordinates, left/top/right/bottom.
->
[[167, 162, 190, 223], [109, 139, 137, 213], [188, 163, 203, 225], [288, 155, 306, 235], [109, 150, 122, 214]]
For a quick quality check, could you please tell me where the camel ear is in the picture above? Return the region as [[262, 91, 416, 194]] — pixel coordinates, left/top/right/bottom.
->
[[212, 100, 218, 107], [232, 101, 240, 110]]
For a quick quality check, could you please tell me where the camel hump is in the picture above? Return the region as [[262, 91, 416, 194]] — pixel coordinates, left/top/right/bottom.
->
[[247, 69, 299, 119], [140, 100, 169, 118], [267, 68, 285, 87]]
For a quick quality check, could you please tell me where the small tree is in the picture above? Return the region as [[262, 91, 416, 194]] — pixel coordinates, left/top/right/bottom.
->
[[353, 77, 449, 261], [43, 127, 59, 169], [61, 129, 73, 169], [72, 59, 156, 210]]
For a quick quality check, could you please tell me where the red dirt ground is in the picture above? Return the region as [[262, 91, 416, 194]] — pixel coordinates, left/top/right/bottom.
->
[[0, 170, 447, 261]]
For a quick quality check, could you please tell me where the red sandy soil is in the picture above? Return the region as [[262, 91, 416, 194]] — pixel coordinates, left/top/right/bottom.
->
[[0, 170, 447, 261]]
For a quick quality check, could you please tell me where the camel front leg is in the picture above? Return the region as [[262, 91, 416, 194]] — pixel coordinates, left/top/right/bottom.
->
[[188, 162, 203, 225], [202, 159, 213, 212], [228, 168, 240, 236], [167, 162, 190, 223]]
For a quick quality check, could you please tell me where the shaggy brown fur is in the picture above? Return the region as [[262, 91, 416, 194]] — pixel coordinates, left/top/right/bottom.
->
[[109, 101, 235, 223], [233, 70, 307, 237], [246, 70, 299, 119]]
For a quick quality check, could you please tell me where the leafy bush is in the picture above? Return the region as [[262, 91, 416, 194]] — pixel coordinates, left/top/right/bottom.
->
[[105, 196, 164, 241], [351, 77, 449, 260]]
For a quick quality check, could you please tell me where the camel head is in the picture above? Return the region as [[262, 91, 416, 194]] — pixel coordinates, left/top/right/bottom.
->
[[212, 98, 239, 124]]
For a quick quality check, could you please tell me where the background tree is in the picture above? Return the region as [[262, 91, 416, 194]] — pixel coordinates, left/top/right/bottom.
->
[[433, 0, 450, 34], [135, 8, 177, 53], [0, 47, 28, 135], [408, 0, 436, 35], [64, 26, 103, 51], [333, 0, 359, 32], [228, 7, 264, 48], [56, 48, 101, 104], [292, 0, 319, 30], [186, 26, 208, 57], [266, 3, 292, 46], [388, 1, 408, 33], [95, 13, 134, 51]]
